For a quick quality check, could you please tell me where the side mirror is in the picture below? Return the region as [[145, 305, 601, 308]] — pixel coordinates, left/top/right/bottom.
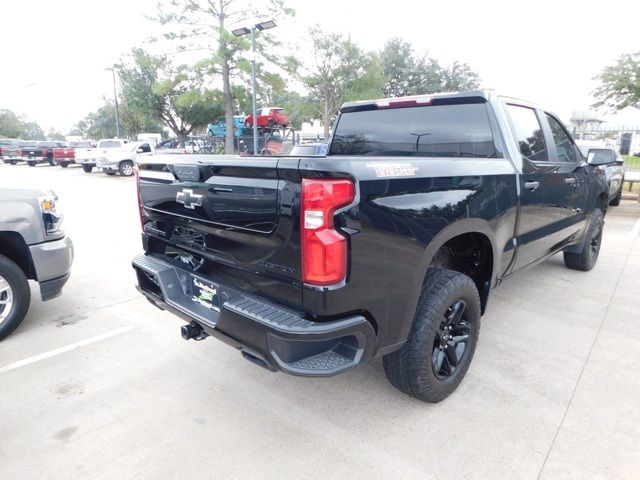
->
[[136, 148, 144, 154], [587, 148, 616, 166]]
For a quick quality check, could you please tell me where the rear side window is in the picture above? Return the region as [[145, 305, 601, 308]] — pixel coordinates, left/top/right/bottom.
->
[[330, 102, 499, 158], [506, 105, 548, 162], [546, 114, 578, 163]]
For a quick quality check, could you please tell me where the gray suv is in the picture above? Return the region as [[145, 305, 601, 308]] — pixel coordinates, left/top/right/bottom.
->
[[0, 188, 74, 340]]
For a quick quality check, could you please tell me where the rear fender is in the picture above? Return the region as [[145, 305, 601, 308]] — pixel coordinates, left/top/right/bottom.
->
[[399, 219, 498, 340]]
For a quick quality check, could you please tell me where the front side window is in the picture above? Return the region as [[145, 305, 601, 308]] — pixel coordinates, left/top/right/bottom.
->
[[506, 105, 548, 162], [546, 114, 578, 163]]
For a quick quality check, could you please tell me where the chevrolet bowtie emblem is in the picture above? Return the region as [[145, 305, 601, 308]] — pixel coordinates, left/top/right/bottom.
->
[[176, 189, 203, 209]]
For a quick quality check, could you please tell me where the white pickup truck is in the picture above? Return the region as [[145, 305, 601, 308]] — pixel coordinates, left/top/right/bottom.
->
[[96, 141, 154, 176], [77, 139, 131, 174]]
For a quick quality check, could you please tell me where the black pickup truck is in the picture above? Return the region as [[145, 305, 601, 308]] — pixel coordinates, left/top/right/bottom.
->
[[20, 141, 66, 166], [132, 91, 613, 402]]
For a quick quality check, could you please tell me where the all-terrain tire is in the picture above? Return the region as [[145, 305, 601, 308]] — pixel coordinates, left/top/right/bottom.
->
[[0, 255, 31, 341], [82, 164, 93, 173], [564, 209, 604, 271], [383, 269, 481, 403]]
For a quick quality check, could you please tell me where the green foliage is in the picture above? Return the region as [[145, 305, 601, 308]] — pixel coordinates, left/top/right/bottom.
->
[[118, 48, 224, 139], [300, 27, 385, 137], [69, 120, 89, 138], [84, 102, 119, 139], [623, 155, 640, 170], [21, 121, 45, 140], [153, 0, 294, 152], [593, 52, 640, 111], [0, 109, 46, 140], [0, 109, 25, 138], [380, 38, 480, 97], [47, 128, 66, 141]]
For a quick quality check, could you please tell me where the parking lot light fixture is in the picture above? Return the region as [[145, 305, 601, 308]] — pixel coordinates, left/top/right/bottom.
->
[[231, 20, 278, 155], [232, 27, 251, 36]]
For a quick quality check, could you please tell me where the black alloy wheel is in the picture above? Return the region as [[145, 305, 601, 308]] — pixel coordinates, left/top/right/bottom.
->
[[432, 299, 471, 379]]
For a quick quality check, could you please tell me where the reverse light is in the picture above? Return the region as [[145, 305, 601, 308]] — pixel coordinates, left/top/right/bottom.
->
[[301, 178, 355, 286]]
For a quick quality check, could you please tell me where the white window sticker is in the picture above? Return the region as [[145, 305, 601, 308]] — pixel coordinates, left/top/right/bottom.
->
[[367, 163, 418, 178]]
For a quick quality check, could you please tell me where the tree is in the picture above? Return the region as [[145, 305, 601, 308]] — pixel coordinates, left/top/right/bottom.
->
[[440, 61, 480, 92], [69, 120, 89, 138], [85, 102, 119, 139], [22, 122, 45, 140], [47, 128, 66, 141], [380, 38, 480, 97], [0, 109, 24, 138], [154, 0, 294, 153], [300, 28, 384, 138], [593, 52, 640, 111], [118, 48, 224, 143]]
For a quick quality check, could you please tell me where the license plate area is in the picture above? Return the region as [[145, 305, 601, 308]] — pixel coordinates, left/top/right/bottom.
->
[[190, 275, 220, 312]]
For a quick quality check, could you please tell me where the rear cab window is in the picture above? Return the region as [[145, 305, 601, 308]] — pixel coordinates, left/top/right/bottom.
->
[[329, 98, 501, 158], [98, 140, 122, 149]]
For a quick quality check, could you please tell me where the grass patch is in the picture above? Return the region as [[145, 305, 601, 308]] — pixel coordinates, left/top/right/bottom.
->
[[623, 155, 640, 170]]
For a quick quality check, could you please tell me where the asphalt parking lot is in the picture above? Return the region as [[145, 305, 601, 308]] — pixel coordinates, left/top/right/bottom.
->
[[1, 162, 640, 480]]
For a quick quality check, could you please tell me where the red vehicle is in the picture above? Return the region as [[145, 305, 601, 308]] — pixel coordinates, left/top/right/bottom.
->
[[243, 107, 289, 128], [53, 141, 93, 168]]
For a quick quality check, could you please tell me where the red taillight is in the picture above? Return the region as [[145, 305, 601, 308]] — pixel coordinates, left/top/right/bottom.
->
[[301, 178, 355, 286], [42, 148, 48, 156], [134, 165, 144, 230]]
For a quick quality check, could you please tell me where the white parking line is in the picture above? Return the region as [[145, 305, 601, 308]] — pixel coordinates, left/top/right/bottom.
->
[[0, 325, 134, 374], [630, 218, 640, 239]]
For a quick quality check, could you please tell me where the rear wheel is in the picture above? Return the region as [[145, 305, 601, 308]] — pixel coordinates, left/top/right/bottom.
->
[[383, 269, 481, 402], [59, 162, 69, 168], [81, 164, 93, 173], [105, 171, 116, 176], [27, 161, 36, 167], [0, 255, 31, 341], [564, 209, 604, 271], [119, 160, 134, 176], [9, 160, 17, 165]]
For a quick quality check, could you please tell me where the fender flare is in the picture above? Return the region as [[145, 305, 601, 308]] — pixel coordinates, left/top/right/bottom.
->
[[398, 219, 499, 341]]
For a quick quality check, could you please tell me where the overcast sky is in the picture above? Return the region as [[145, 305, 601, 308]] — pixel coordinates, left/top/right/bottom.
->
[[2, 0, 639, 133]]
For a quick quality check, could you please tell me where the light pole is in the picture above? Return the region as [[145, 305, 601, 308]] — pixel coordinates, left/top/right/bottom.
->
[[105, 67, 121, 138], [232, 20, 277, 155]]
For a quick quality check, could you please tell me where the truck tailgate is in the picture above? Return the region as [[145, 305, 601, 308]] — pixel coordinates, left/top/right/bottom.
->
[[138, 155, 302, 308]]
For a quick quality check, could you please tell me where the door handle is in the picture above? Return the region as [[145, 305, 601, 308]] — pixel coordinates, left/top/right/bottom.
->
[[524, 181, 540, 191], [564, 177, 576, 185]]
